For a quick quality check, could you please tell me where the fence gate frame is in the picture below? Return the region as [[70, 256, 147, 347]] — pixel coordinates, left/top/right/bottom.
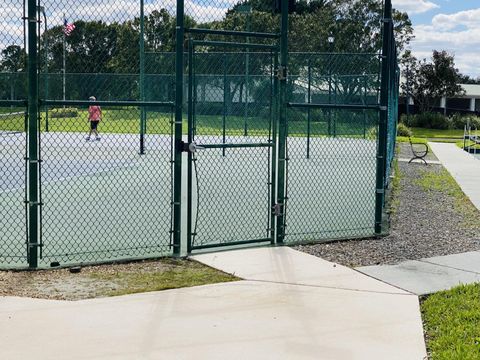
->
[[171, 0, 290, 253], [184, 37, 281, 252]]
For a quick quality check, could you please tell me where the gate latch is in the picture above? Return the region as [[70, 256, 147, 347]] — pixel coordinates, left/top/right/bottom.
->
[[272, 203, 283, 217], [275, 66, 287, 80], [181, 141, 205, 153]]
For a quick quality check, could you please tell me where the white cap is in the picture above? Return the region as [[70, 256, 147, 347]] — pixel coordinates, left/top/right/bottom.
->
[[89, 96, 96, 101]]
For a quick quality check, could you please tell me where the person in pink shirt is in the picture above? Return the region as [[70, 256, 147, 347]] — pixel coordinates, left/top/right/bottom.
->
[[86, 96, 102, 141]]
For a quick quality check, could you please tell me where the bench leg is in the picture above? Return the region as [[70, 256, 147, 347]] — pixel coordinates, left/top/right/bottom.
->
[[409, 156, 428, 165]]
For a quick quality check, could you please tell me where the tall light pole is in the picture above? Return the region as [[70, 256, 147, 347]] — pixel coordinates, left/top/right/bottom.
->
[[327, 34, 334, 136], [38, 6, 49, 131]]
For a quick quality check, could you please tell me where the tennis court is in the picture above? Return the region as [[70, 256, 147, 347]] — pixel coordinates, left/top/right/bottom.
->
[[1, 117, 376, 267], [1, 109, 174, 267]]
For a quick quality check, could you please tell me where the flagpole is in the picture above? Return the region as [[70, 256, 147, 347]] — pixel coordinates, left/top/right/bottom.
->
[[63, 13, 66, 104]]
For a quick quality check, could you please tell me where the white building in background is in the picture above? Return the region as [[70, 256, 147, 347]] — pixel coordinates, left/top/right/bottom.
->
[[403, 83, 480, 113], [438, 84, 480, 113]]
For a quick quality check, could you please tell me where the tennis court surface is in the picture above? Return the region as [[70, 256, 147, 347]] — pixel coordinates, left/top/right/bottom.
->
[[1, 124, 376, 268]]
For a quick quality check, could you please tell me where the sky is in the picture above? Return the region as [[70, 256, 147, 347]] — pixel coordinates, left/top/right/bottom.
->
[[393, 0, 480, 78], [1, 0, 478, 77]]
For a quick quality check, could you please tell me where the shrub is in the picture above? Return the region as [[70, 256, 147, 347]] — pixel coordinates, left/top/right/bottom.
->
[[468, 116, 480, 129], [397, 123, 412, 137], [450, 113, 480, 130], [401, 113, 418, 128], [415, 112, 451, 129], [50, 107, 78, 118]]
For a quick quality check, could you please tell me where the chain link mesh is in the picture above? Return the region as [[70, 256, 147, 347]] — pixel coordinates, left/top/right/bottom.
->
[[284, 53, 381, 243], [1, 0, 28, 267], [39, 105, 173, 265], [1, 0, 176, 267], [1, 0, 399, 266], [189, 50, 275, 248]]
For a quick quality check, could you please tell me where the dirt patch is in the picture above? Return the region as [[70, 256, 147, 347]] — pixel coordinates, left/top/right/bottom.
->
[[0, 258, 237, 301]]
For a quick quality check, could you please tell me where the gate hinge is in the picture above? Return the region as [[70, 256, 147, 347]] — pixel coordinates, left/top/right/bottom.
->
[[27, 242, 43, 248], [275, 66, 287, 80], [272, 203, 284, 217]]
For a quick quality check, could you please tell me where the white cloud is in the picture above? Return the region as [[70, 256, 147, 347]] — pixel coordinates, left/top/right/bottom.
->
[[410, 8, 480, 77], [392, 0, 439, 15], [432, 8, 480, 30], [1, 0, 239, 50]]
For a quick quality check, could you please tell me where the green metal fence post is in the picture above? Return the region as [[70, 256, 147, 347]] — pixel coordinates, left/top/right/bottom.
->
[[173, 0, 184, 255], [328, 53, 332, 136], [186, 37, 193, 253], [374, 0, 392, 235], [363, 74, 367, 138], [276, 0, 288, 245], [222, 52, 227, 156], [270, 52, 278, 244], [244, 11, 250, 137], [44, 21, 49, 132], [27, 0, 39, 268], [307, 58, 311, 159], [139, 0, 146, 155]]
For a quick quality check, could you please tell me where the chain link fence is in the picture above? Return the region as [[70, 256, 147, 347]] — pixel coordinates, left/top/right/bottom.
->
[[1, 0, 399, 268], [1, 0, 176, 268], [284, 53, 382, 243], [1, 0, 28, 267]]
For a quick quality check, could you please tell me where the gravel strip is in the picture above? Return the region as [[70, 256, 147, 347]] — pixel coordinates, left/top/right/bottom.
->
[[398, 141, 439, 161], [295, 149, 480, 267]]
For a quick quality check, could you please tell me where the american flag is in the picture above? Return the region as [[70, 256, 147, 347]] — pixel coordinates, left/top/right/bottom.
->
[[63, 19, 75, 36]]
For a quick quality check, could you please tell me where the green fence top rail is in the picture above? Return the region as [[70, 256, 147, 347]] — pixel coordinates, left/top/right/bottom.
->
[[0, 100, 27, 106], [287, 103, 381, 111]]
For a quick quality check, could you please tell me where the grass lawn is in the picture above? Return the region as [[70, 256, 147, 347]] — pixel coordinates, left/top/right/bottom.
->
[[0, 107, 374, 138], [415, 166, 480, 227], [89, 258, 239, 297], [397, 128, 464, 145], [0, 258, 239, 300], [421, 283, 480, 360], [398, 127, 469, 149], [397, 136, 428, 144], [411, 127, 464, 140]]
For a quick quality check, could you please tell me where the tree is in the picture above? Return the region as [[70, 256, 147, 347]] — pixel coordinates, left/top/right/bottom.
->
[[402, 50, 464, 113], [0, 45, 27, 100], [227, 0, 413, 53], [458, 74, 480, 85], [0, 45, 26, 72]]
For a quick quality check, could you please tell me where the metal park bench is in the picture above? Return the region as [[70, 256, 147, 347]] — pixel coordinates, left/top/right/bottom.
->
[[408, 137, 429, 165]]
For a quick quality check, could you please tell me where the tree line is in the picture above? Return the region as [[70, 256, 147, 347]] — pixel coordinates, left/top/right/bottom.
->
[[1, 0, 414, 102], [1, 0, 413, 74]]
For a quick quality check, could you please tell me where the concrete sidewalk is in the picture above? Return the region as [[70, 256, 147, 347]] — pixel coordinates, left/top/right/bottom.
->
[[0, 247, 427, 360], [358, 251, 480, 295], [357, 143, 480, 295]]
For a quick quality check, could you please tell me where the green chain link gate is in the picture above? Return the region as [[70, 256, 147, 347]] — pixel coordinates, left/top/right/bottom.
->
[[185, 43, 280, 251]]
